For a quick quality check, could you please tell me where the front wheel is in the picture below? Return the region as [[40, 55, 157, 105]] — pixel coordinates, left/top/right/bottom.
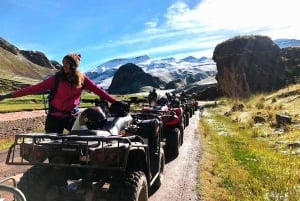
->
[[179, 122, 184, 145], [185, 112, 190, 127], [152, 148, 165, 190]]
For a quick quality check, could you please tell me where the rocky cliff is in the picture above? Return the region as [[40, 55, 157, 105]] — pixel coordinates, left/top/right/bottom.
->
[[281, 47, 300, 84], [20, 50, 54, 69], [0, 37, 58, 69], [213, 35, 286, 98], [108, 63, 165, 94]]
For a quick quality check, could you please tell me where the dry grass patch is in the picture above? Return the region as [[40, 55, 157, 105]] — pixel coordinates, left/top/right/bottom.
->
[[198, 84, 300, 200], [198, 119, 231, 201]]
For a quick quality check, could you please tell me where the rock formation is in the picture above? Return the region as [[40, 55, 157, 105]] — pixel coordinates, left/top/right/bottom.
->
[[108, 63, 165, 94], [0, 37, 19, 55], [213, 35, 286, 98], [0, 37, 56, 69], [281, 47, 300, 84], [20, 50, 54, 69]]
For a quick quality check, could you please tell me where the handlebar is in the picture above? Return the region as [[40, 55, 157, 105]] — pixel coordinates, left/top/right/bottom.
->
[[0, 177, 27, 201]]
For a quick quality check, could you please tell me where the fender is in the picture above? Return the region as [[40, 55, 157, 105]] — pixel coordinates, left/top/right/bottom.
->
[[164, 116, 180, 126]]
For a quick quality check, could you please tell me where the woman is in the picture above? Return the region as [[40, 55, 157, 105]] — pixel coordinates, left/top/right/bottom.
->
[[0, 53, 119, 133]]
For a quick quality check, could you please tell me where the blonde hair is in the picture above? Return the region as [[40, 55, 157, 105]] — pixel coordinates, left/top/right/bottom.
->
[[75, 70, 85, 88]]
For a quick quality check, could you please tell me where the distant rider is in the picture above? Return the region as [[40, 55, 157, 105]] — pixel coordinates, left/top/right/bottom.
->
[[148, 88, 158, 106]]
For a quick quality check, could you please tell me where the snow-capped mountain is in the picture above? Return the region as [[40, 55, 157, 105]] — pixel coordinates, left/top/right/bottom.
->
[[86, 55, 217, 89]]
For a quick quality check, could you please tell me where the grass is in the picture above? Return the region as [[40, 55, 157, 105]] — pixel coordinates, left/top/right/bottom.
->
[[0, 137, 15, 150], [0, 93, 119, 113], [198, 85, 300, 200], [0, 92, 145, 112]]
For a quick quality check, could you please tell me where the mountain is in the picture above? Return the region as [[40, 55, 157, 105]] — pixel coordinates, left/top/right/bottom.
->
[[108, 63, 165, 94], [0, 37, 58, 93], [1, 36, 300, 94], [86, 55, 217, 89]]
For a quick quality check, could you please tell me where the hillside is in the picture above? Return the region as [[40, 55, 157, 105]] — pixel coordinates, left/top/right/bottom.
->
[[199, 83, 300, 200], [0, 48, 57, 93]]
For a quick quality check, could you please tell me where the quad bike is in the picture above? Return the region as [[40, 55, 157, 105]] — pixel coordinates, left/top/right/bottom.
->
[[0, 177, 27, 201], [181, 97, 195, 117], [6, 99, 165, 201], [130, 96, 184, 158], [178, 95, 198, 128], [165, 93, 191, 128]]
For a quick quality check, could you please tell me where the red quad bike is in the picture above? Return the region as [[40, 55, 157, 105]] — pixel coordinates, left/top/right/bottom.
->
[[166, 93, 190, 128], [165, 98, 185, 140], [166, 94, 189, 129], [6, 99, 165, 201], [131, 97, 184, 158]]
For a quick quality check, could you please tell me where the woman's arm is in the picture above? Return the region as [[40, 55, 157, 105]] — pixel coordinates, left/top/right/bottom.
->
[[83, 76, 116, 103], [12, 76, 55, 98]]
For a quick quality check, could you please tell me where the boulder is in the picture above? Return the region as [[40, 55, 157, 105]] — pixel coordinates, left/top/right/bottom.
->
[[197, 85, 220, 100], [281, 47, 300, 84], [213, 35, 286, 98]]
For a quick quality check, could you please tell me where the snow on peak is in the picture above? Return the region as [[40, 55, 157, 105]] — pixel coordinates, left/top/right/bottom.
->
[[86, 55, 216, 89], [100, 55, 151, 68]]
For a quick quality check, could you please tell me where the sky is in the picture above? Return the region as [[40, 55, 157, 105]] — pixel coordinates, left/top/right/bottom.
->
[[1, 0, 300, 72]]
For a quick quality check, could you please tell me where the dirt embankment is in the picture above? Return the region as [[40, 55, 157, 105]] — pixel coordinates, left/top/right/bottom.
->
[[0, 111, 46, 139]]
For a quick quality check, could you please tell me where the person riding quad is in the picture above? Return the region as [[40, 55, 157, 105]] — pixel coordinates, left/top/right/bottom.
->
[[148, 88, 158, 106], [0, 53, 126, 133], [180, 91, 187, 101]]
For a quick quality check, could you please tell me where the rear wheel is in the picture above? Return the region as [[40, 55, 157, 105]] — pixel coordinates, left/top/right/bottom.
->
[[189, 107, 194, 117], [185, 112, 190, 127], [93, 171, 148, 201], [18, 166, 68, 201], [166, 128, 180, 158]]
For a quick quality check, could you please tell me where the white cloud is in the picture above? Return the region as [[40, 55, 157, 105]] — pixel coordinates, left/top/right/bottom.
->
[[165, 2, 196, 29], [81, 0, 300, 70], [196, 0, 300, 38], [144, 18, 158, 30]]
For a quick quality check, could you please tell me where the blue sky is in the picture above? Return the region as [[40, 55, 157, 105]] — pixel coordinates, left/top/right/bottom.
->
[[1, 0, 300, 72]]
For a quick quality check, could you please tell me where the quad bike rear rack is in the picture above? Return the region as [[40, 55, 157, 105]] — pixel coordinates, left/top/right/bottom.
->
[[6, 132, 147, 172]]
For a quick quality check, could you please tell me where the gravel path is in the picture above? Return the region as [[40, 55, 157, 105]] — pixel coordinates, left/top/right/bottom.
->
[[149, 110, 201, 201]]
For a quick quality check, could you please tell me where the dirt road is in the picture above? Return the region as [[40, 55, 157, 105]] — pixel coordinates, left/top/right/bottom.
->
[[149, 110, 201, 201], [0, 109, 203, 201]]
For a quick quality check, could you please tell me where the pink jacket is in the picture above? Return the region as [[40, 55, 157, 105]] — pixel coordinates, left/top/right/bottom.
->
[[12, 75, 116, 118]]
